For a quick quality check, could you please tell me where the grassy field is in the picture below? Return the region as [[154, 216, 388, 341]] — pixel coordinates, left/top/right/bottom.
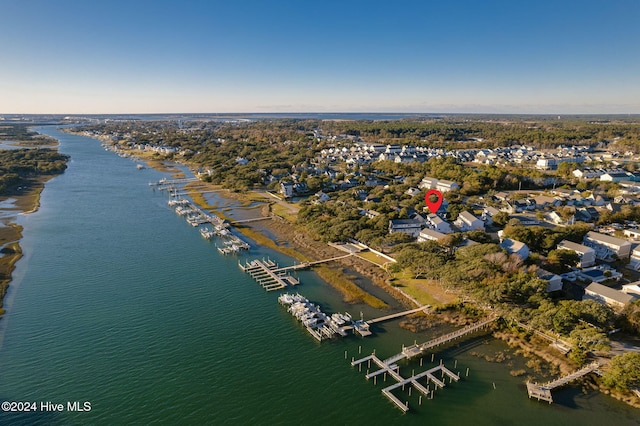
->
[[390, 270, 457, 307], [355, 250, 390, 267]]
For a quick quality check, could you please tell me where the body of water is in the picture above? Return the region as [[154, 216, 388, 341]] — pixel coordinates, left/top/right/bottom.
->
[[0, 127, 637, 425]]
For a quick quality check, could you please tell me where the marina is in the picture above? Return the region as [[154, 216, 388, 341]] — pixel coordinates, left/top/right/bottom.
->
[[152, 178, 252, 255], [278, 293, 359, 341]]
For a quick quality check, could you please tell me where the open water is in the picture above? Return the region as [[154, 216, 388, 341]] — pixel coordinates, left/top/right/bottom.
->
[[0, 127, 637, 425]]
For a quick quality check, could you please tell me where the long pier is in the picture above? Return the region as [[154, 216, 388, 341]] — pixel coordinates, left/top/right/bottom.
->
[[384, 316, 497, 365], [527, 362, 601, 403], [271, 253, 353, 273], [367, 306, 431, 324], [351, 353, 460, 412], [230, 216, 273, 224]]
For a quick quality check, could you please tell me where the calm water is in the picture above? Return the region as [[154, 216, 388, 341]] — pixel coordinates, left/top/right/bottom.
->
[[0, 127, 637, 425]]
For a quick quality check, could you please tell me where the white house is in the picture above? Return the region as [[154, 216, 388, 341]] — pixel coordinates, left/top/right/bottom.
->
[[482, 206, 500, 225], [583, 282, 635, 311], [600, 171, 630, 182], [622, 282, 640, 298], [454, 211, 484, 232], [426, 214, 453, 234], [536, 268, 563, 292], [418, 176, 460, 193], [436, 179, 460, 193], [630, 247, 640, 271], [556, 240, 596, 268], [583, 231, 632, 260], [417, 228, 447, 243], [500, 238, 529, 259], [388, 219, 423, 238]]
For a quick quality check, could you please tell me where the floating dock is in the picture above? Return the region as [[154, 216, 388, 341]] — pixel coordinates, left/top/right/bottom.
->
[[240, 259, 300, 291]]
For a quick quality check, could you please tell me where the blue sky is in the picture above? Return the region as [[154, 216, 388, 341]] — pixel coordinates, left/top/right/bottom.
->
[[1, 0, 639, 114]]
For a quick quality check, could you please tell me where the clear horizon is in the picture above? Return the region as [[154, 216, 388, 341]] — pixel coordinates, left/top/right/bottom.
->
[[2, 0, 639, 115]]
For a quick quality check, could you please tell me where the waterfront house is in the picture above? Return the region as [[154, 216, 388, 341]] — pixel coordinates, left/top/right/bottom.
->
[[583, 282, 635, 311], [417, 228, 447, 243], [388, 219, 423, 238], [280, 182, 294, 198]]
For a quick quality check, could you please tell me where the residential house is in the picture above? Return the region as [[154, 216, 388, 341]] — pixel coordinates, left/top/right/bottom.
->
[[436, 179, 460, 193], [388, 219, 423, 238], [556, 240, 596, 268], [546, 210, 574, 225], [536, 268, 563, 292], [534, 195, 560, 209], [629, 247, 640, 270], [418, 176, 438, 190], [426, 214, 453, 234], [280, 182, 294, 198], [454, 211, 485, 232], [314, 191, 330, 203], [583, 231, 632, 260], [622, 282, 640, 298], [417, 228, 447, 243], [600, 171, 630, 182], [482, 206, 500, 225], [405, 187, 421, 197], [500, 238, 530, 259], [583, 282, 635, 311]]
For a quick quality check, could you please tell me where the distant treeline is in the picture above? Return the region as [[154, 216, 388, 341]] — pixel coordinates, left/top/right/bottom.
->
[[0, 149, 69, 194]]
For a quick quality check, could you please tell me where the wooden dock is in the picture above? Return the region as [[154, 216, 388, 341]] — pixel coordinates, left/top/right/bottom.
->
[[239, 259, 300, 291], [527, 362, 600, 404], [367, 306, 431, 324], [271, 253, 354, 273], [229, 216, 274, 224], [383, 316, 497, 365], [352, 353, 460, 412]]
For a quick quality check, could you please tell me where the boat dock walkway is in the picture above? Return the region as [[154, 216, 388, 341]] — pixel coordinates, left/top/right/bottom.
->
[[384, 316, 497, 365], [149, 177, 198, 186], [271, 253, 353, 273], [367, 306, 431, 324], [527, 362, 601, 403], [239, 259, 300, 291], [230, 216, 274, 224], [351, 353, 460, 412]]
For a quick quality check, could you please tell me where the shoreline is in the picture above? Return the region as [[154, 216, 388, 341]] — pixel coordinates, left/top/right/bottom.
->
[[183, 181, 394, 309], [83, 134, 639, 409], [0, 175, 58, 317]]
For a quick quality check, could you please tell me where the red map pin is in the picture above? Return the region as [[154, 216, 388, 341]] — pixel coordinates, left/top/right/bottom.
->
[[425, 189, 443, 214]]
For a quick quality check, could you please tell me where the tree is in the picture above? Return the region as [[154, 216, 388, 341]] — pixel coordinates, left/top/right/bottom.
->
[[492, 211, 510, 227], [601, 352, 640, 392], [546, 249, 580, 272]]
